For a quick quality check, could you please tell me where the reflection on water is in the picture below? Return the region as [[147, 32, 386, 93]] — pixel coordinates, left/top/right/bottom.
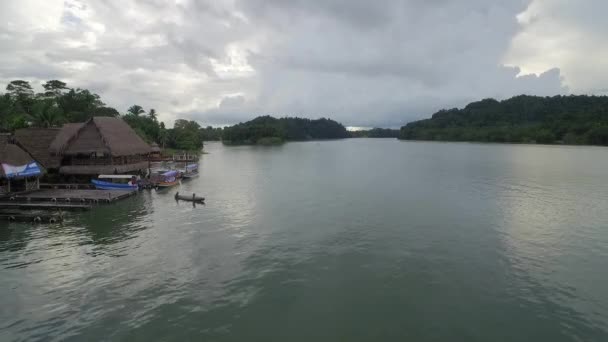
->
[[1, 140, 608, 341]]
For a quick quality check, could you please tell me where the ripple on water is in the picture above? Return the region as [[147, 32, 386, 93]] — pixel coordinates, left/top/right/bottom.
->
[[2, 141, 608, 341]]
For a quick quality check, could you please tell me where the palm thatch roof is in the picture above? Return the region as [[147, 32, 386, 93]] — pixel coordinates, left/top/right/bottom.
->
[[49, 123, 83, 154], [50, 117, 151, 156], [59, 161, 149, 175], [14, 128, 61, 169], [0, 138, 38, 178]]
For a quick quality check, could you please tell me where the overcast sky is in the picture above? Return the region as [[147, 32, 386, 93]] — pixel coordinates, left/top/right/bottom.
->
[[0, 0, 605, 127]]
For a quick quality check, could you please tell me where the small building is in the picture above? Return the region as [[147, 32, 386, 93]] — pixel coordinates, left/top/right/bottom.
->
[[49, 117, 151, 176], [0, 137, 42, 194]]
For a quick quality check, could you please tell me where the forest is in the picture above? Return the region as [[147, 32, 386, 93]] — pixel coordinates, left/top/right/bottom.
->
[[350, 128, 400, 138], [221, 116, 350, 145], [399, 95, 608, 145], [0, 80, 204, 151]]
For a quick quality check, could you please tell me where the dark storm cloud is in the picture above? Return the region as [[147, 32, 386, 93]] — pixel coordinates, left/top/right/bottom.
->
[[1, 0, 599, 127]]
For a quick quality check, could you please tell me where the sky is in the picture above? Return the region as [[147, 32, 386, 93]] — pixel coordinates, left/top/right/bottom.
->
[[0, 0, 605, 128]]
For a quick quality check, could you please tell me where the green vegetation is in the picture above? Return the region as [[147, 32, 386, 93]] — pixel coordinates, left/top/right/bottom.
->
[[399, 95, 608, 145], [0, 79, 204, 151], [350, 128, 400, 138], [200, 126, 223, 141], [221, 116, 349, 145]]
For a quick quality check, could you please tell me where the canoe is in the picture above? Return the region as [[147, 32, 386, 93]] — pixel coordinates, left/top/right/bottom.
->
[[91, 179, 138, 191], [174, 192, 205, 203]]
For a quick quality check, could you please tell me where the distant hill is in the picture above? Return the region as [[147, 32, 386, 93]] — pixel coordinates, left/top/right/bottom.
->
[[222, 116, 350, 145], [399, 95, 608, 145]]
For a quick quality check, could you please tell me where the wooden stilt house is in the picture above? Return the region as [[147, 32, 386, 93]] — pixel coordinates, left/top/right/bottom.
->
[[49, 117, 151, 176]]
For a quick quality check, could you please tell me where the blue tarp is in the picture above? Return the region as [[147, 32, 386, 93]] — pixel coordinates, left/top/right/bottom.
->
[[2, 162, 41, 179]]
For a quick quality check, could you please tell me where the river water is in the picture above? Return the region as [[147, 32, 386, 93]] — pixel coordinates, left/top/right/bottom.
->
[[1, 139, 608, 341]]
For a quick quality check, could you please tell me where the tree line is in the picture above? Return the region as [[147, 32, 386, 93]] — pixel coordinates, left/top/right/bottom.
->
[[221, 116, 350, 145], [399, 95, 608, 145], [0, 79, 205, 151], [350, 128, 400, 138]]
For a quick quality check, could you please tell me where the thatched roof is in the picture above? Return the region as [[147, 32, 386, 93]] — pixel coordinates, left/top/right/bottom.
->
[[0, 139, 38, 178], [59, 161, 149, 175], [49, 123, 83, 154], [50, 117, 151, 156], [14, 128, 61, 169]]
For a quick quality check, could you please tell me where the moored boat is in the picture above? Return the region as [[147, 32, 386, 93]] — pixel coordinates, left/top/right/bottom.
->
[[91, 175, 139, 190], [180, 163, 199, 179], [155, 170, 180, 190]]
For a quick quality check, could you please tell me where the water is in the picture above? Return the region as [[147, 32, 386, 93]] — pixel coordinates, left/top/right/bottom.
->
[[1, 139, 608, 341]]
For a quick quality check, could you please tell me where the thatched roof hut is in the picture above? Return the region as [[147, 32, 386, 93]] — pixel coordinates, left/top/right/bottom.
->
[[50, 117, 151, 156], [14, 128, 61, 169], [49, 117, 151, 175]]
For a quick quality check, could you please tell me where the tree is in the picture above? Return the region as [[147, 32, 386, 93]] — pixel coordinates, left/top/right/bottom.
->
[[93, 106, 120, 117], [58, 88, 105, 122], [42, 80, 68, 98], [6, 80, 35, 114], [398, 95, 608, 146], [6, 80, 34, 99], [221, 116, 349, 144], [30, 100, 65, 128], [148, 108, 157, 121], [173, 119, 202, 150], [159, 126, 168, 148], [127, 105, 145, 116]]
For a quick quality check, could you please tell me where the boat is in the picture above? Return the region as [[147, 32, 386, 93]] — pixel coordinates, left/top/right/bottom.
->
[[91, 175, 139, 190], [174, 192, 205, 203], [155, 170, 180, 190], [180, 163, 199, 179]]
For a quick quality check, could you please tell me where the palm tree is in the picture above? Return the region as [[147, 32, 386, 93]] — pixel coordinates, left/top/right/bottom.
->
[[127, 105, 145, 116], [148, 108, 157, 121], [30, 100, 65, 128]]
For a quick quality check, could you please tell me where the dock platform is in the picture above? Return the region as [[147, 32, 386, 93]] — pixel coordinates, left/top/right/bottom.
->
[[5, 189, 137, 203], [0, 202, 91, 211]]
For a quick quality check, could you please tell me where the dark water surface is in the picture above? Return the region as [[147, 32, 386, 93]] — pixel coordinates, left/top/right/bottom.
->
[[1, 140, 608, 341]]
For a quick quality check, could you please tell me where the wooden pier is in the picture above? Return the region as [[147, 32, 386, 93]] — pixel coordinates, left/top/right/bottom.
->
[[0, 202, 91, 211], [6, 189, 137, 203]]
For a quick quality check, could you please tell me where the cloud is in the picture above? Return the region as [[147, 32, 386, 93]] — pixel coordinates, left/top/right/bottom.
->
[[505, 0, 608, 95], [0, 0, 588, 128]]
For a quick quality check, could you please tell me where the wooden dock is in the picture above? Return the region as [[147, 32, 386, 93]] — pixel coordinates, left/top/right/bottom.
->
[[0, 189, 137, 209], [0, 202, 91, 211], [6, 189, 137, 203]]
